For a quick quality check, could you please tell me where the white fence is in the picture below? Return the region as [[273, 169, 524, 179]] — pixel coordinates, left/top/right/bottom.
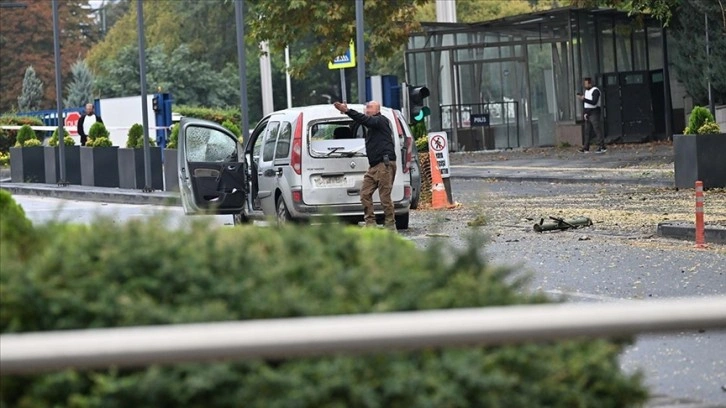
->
[[2, 296, 725, 375]]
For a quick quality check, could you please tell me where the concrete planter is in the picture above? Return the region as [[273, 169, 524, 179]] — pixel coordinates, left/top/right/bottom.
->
[[44, 146, 81, 185], [80, 146, 120, 187], [9, 146, 45, 183], [673, 133, 726, 189], [163, 148, 179, 191], [118, 147, 163, 190]]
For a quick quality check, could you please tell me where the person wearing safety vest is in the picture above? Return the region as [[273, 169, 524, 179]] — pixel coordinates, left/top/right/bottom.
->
[[577, 77, 606, 153]]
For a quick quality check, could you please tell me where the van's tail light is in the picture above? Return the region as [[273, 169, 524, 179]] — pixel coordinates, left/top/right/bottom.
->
[[292, 190, 303, 203], [291, 112, 303, 175], [404, 186, 411, 200]]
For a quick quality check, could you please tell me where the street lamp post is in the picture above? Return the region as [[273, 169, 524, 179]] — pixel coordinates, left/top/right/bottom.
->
[[355, 0, 365, 104], [51, 0, 67, 185], [136, 0, 152, 192], [235, 0, 249, 138]]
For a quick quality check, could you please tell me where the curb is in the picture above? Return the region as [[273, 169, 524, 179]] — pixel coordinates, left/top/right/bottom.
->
[[451, 173, 672, 187], [1, 183, 180, 207], [657, 221, 726, 245]]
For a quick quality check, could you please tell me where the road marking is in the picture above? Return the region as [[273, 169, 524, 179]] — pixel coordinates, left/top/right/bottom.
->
[[544, 290, 630, 302]]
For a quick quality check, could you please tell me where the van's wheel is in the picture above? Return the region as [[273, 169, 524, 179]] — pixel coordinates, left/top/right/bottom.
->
[[395, 212, 409, 230], [233, 211, 250, 225], [276, 196, 292, 225]]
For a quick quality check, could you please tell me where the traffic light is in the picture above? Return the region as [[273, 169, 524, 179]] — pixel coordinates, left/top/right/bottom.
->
[[408, 85, 430, 124], [152, 95, 160, 112]]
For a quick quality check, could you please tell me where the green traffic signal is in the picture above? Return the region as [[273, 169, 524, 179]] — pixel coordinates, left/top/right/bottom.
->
[[413, 106, 431, 122]]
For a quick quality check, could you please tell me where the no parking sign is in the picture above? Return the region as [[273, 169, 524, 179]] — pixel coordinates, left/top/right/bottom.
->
[[428, 132, 450, 178]]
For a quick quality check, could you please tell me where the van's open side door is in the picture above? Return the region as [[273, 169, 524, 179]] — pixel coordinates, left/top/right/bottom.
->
[[177, 118, 246, 215]]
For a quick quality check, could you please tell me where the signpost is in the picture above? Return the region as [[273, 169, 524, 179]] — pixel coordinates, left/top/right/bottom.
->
[[428, 131, 453, 204], [329, 41, 356, 102], [64, 111, 81, 136]]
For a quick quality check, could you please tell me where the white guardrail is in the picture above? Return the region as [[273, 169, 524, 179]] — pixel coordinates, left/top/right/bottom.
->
[[2, 296, 725, 375]]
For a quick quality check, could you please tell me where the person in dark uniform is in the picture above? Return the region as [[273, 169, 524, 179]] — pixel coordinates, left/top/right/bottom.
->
[[577, 77, 606, 153], [333, 100, 397, 230], [77, 103, 103, 146]]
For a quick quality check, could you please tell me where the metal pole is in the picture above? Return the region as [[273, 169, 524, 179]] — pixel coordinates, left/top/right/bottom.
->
[[705, 13, 715, 117], [235, 0, 249, 138], [52, 0, 66, 186], [1, 296, 724, 375], [340, 69, 347, 102], [285, 46, 292, 109], [136, 0, 152, 191], [662, 27, 673, 141], [355, 0, 365, 103], [259, 41, 274, 116]]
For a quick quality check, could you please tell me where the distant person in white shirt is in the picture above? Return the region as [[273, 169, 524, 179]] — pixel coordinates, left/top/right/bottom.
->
[[77, 103, 103, 146]]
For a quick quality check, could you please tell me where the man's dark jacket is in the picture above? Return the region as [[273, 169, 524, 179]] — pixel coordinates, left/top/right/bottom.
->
[[345, 109, 396, 167]]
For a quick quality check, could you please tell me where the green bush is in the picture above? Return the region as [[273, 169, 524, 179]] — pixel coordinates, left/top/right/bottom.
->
[[48, 128, 74, 147], [91, 137, 113, 147], [697, 121, 721, 134], [88, 122, 110, 144], [0, 152, 8, 166], [0, 116, 44, 152], [221, 119, 241, 138], [684, 106, 715, 135], [0, 216, 648, 407], [174, 105, 241, 126], [22, 138, 42, 147], [0, 190, 33, 260], [126, 123, 143, 148], [167, 123, 179, 149], [415, 135, 429, 152], [14, 124, 37, 147]]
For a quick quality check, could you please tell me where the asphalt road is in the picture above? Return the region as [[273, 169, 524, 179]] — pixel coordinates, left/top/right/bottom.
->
[[11, 183, 726, 407]]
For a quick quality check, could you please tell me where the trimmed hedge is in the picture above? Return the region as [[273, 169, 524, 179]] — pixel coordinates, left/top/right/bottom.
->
[[0, 116, 44, 153], [174, 105, 241, 127], [0, 194, 648, 407]]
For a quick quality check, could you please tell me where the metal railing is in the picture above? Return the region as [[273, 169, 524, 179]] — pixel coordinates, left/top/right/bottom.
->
[[1, 296, 725, 375], [440, 101, 520, 149]]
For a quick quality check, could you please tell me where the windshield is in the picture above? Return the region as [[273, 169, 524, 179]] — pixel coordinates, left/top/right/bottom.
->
[[308, 120, 366, 158]]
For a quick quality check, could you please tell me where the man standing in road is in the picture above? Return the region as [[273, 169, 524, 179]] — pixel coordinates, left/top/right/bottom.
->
[[333, 100, 397, 230], [577, 77, 606, 153], [77, 103, 103, 146]]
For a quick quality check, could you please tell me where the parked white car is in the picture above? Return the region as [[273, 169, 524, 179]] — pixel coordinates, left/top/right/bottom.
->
[[177, 104, 414, 229]]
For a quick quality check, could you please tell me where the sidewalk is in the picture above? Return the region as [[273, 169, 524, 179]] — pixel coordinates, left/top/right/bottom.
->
[[0, 182, 179, 206], [449, 142, 675, 187], [0, 142, 677, 206]]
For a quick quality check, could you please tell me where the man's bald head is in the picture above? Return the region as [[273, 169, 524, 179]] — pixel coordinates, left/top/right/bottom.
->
[[365, 101, 381, 116]]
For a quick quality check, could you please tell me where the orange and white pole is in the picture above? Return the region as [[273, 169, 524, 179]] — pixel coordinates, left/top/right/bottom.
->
[[695, 180, 706, 248]]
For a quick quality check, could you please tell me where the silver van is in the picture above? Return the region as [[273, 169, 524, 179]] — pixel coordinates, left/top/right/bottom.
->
[[177, 104, 413, 229]]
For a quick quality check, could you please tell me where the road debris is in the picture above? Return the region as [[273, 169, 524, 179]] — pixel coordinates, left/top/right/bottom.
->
[[534, 216, 593, 232]]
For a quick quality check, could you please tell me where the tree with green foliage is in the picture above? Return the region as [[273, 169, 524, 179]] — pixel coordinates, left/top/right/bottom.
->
[[247, 0, 426, 77], [17, 66, 44, 112], [64, 60, 95, 108], [670, 0, 726, 105], [0, 196, 648, 407], [570, 0, 680, 24], [0, 0, 97, 112]]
